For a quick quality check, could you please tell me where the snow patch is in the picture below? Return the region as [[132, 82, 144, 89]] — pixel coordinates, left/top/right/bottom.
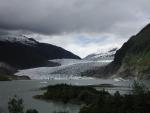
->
[[0, 35, 37, 46], [84, 48, 118, 61]]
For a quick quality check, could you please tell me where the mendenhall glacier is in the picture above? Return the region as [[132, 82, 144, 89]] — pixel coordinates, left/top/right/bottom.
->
[[15, 59, 111, 80]]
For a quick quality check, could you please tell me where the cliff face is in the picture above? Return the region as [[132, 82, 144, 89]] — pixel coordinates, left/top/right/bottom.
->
[[82, 24, 150, 79], [110, 24, 150, 79]]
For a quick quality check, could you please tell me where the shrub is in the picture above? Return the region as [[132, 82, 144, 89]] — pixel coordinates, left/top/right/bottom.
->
[[26, 109, 38, 113], [8, 95, 24, 113], [132, 80, 147, 95], [8, 95, 38, 113]]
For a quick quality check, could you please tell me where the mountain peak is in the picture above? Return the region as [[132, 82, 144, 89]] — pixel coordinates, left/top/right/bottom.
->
[[137, 23, 150, 35], [84, 47, 118, 61], [0, 35, 80, 69], [0, 35, 38, 46]]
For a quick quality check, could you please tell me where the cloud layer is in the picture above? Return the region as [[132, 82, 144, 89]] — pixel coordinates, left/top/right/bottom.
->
[[0, 0, 149, 35], [0, 0, 150, 57]]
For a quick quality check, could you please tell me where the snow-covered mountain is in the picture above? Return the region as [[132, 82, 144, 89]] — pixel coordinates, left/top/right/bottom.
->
[[0, 35, 38, 46], [0, 35, 80, 69], [84, 48, 118, 61]]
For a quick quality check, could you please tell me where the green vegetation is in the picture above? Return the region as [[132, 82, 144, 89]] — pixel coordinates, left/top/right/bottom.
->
[[0, 64, 30, 81], [0, 74, 30, 81], [53, 112, 69, 113], [132, 80, 148, 95], [8, 95, 38, 113], [35, 82, 150, 113], [113, 24, 150, 79], [7, 82, 150, 113], [86, 24, 150, 79], [123, 50, 150, 71], [79, 81, 150, 113], [35, 84, 100, 104], [26, 109, 38, 113], [8, 95, 24, 113], [0, 74, 10, 81]]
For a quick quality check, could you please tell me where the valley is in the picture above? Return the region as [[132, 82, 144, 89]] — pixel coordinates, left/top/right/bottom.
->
[[0, 23, 150, 113], [0, 1, 150, 113], [15, 59, 110, 80]]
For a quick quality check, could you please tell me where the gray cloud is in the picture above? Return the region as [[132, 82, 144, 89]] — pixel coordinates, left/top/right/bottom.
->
[[0, 0, 149, 36], [0, 0, 150, 57], [26, 33, 127, 58]]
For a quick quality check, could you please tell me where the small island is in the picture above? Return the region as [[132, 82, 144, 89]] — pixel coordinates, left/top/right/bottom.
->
[[34, 84, 101, 104], [35, 82, 150, 113]]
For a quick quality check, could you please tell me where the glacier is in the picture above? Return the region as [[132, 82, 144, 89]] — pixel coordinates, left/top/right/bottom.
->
[[15, 59, 110, 80]]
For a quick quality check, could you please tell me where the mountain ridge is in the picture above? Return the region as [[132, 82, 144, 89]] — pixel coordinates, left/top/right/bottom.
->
[[0, 35, 80, 69], [84, 48, 118, 61], [82, 23, 150, 79], [113, 23, 150, 79]]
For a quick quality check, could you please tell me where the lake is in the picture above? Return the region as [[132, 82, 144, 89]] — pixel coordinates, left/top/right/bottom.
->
[[1, 79, 150, 113]]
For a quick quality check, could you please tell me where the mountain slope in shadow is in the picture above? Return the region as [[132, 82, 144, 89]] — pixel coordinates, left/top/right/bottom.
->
[[0, 35, 80, 69]]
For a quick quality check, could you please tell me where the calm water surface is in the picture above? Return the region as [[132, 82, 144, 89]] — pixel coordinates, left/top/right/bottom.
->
[[0, 79, 150, 113]]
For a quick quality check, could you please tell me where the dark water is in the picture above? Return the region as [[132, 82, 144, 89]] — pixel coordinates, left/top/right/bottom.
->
[[0, 79, 150, 113]]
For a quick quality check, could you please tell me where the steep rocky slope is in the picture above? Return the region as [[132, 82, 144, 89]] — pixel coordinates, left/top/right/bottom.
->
[[0, 35, 80, 69], [113, 23, 150, 79], [82, 24, 150, 79]]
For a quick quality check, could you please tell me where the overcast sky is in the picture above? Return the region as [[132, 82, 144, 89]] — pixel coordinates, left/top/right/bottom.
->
[[0, 0, 150, 58]]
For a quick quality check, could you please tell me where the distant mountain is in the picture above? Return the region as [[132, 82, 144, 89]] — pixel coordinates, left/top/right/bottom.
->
[[82, 23, 150, 79], [84, 48, 118, 61], [0, 35, 80, 69]]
